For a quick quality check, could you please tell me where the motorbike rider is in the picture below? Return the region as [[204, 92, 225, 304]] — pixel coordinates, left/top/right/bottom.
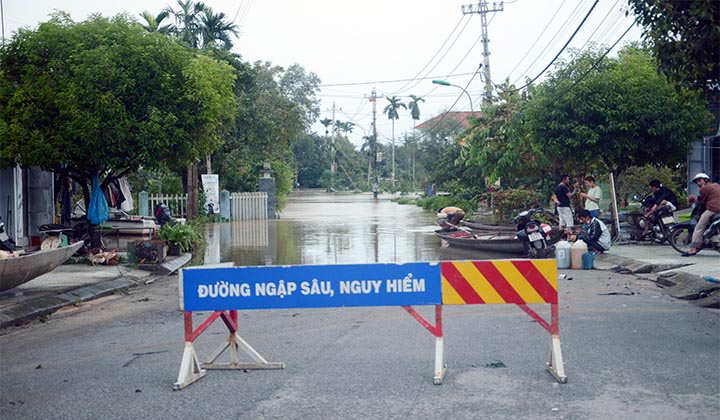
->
[[683, 173, 720, 256], [567, 209, 611, 254], [641, 179, 679, 238]]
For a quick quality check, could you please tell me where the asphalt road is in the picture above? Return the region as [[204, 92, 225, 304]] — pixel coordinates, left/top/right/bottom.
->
[[1, 268, 718, 420]]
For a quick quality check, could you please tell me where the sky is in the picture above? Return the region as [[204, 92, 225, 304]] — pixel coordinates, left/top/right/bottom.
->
[[2, 0, 644, 147]]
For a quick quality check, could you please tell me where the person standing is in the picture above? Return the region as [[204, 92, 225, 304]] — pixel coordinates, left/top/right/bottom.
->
[[683, 173, 720, 256], [580, 175, 602, 219], [554, 174, 576, 229]]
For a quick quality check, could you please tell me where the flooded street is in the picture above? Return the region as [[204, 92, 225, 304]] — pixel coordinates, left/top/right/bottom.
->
[[202, 190, 510, 266]]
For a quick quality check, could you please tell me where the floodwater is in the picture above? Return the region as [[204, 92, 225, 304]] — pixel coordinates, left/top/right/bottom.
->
[[202, 190, 512, 266]]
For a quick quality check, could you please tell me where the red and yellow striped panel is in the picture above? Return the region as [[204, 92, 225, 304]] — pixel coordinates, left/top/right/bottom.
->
[[441, 260, 558, 305]]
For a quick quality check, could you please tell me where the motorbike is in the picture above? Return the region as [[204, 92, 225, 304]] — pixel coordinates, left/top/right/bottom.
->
[[513, 207, 554, 258], [636, 196, 677, 243], [669, 209, 720, 255]]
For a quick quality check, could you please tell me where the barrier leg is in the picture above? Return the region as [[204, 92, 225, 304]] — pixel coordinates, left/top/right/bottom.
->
[[403, 305, 446, 385], [173, 342, 206, 390], [546, 304, 567, 383], [203, 332, 284, 370], [202, 310, 284, 370]]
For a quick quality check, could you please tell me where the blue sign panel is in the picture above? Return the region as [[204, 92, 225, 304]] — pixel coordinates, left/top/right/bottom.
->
[[180, 262, 442, 311]]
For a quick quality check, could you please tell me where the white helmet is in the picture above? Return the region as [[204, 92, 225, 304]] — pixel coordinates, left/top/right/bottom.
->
[[692, 172, 710, 182]]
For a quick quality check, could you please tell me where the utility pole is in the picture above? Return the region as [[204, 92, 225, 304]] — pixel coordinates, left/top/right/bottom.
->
[[462, 1, 504, 105], [330, 103, 336, 173], [369, 88, 380, 198]]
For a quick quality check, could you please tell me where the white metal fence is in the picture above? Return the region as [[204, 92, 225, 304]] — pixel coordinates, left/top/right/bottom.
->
[[148, 194, 188, 219], [145, 191, 267, 220], [230, 192, 267, 220]]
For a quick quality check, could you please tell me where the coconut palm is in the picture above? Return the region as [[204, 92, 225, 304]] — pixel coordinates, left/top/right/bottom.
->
[[383, 96, 406, 188]]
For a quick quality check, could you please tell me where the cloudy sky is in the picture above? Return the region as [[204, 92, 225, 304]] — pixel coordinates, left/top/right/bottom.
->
[[2, 0, 643, 147]]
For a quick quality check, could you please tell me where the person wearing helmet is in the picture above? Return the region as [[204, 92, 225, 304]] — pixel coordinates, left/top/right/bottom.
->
[[683, 173, 720, 256]]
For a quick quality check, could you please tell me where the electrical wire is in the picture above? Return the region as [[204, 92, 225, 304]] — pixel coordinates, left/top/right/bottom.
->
[[505, 0, 567, 83], [506, 0, 599, 93], [543, 22, 635, 107], [510, 0, 588, 86], [389, 15, 470, 95]]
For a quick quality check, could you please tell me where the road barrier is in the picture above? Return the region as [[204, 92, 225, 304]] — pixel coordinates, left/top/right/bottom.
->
[[174, 259, 565, 390]]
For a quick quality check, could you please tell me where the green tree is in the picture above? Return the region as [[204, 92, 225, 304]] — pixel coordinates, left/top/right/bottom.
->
[[384, 96, 406, 189], [525, 45, 711, 177], [408, 94, 425, 123], [200, 6, 239, 51], [627, 0, 720, 89], [0, 13, 236, 217], [139, 10, 172, 34], [463, 81, 554, 186]]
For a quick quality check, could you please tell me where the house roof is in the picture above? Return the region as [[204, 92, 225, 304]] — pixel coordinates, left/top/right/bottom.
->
[[414, 111, 480, 131]]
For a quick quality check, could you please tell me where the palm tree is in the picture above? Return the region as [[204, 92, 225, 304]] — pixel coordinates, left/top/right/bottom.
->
[[383, 96, 406, 189], [407, 94, 424, 124], [165, 0, 205, 48], [200, 6, 239, 51], [407, 95, 424, 191], [320, 118, 332, 137], [139, 10, 172, 34]]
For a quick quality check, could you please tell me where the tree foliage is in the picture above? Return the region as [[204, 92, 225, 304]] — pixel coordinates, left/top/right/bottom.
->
[[525, 45, 710, 176], [627, 0, 720, 89], [0, 13, 237, 204], [462, 81, 554, 185]]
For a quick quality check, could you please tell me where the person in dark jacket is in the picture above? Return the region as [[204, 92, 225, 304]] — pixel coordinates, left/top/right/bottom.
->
[[569, 209, 611, 254], [641, 180, 679, 237]]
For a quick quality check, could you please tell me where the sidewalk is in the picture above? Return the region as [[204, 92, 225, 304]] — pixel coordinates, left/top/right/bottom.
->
[[1, 244, 718, 328], [595, 242, 719, 308]]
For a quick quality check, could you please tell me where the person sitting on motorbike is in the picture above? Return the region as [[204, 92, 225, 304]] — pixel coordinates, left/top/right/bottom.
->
[[683, 173, 720, 256], [641, 180, 679, 238], [437, 206, 465, 228], [566, 209, 611, 254]]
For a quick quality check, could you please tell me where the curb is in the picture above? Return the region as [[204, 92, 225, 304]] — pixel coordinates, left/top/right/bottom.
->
[[0, 277, 139, 329], [595, 254, 720, 308]]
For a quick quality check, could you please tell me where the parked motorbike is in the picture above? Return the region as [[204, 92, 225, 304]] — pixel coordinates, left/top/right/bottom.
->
[[669, 211, 720, 255], [513, 207, 554, 258], [637, 196, 677, 243]]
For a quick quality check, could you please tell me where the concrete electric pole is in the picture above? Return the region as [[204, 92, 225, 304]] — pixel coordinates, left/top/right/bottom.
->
[[462, 1, 504, 105], [369, 88, 381, 198]]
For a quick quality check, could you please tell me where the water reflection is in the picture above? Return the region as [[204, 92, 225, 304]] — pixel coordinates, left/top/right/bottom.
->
[[202, 190, 512, 266]]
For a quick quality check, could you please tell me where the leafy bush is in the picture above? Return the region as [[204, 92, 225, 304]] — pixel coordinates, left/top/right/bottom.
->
[[477, 187, 543, 223], [156, 222, 202, 253]]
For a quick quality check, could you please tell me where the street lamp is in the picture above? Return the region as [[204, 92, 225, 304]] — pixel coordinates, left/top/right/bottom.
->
[[432, 79, 474, 114]]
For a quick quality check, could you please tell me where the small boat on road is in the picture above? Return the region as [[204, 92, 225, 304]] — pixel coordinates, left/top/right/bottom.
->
[[0, 241, 83, 292]]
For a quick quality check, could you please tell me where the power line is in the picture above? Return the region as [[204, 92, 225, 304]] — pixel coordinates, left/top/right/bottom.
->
[[389, 15, 470, 95], [319, 71, 478, 88], [506, 0, 599, 93], [510, 0, 588, 86]]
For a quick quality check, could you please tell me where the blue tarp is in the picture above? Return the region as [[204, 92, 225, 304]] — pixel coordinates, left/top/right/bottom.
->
[[87, 174, 108, 225]]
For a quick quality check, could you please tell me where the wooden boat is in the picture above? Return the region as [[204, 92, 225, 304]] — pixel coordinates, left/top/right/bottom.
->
[[0, 241, 83, 292], [459, 220, 517, 233], [435, 230, 525, 254]]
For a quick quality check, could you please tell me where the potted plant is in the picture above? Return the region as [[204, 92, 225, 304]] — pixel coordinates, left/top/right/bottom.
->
[[156, 223, 202, 256]]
